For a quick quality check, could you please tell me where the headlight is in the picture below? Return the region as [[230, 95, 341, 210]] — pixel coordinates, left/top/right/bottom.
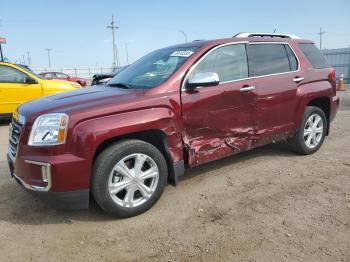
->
[[28, 113, 69, 146]]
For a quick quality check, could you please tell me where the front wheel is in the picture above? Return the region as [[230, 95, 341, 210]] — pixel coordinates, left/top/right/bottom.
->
[[289, 106, 327, 155], [92, 140, 168, 218]]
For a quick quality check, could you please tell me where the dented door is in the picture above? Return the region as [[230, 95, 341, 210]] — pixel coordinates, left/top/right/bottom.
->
[[181, 43, 257, 167], [247, 43, 300, 146]]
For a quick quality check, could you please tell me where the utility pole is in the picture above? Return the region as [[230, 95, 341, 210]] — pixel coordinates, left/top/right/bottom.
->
[[318, 27, 325, 50], [45, 48, 52, 68], [107, 15, 119, 68], [179, 30, 188, 42], [27, 51, 31, 66], [125, 41, 129, 65]]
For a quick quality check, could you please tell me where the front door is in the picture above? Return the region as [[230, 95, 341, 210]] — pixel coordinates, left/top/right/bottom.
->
[[0, 65, 42, 114], [181, 43, 257, 167]]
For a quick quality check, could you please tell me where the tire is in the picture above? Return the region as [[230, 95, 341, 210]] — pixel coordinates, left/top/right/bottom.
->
[[92, 139, 168, 218], [289, 106, 327, 155]]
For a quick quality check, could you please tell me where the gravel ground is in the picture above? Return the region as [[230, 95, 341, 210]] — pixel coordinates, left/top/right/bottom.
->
[[0, 88, 349, 262]]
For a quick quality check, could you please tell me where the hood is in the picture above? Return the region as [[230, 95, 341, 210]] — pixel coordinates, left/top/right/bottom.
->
[[19, 86, 145, 122]]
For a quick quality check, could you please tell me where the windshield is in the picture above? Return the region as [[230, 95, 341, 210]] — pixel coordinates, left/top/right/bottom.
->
[[108, 46, 198, 89]]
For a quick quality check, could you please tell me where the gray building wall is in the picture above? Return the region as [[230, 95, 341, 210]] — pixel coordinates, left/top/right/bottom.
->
[[322, 48, 350, 83]]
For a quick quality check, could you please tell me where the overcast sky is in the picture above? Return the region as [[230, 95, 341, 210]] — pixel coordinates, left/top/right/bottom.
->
[[1, 0, 349, 69]]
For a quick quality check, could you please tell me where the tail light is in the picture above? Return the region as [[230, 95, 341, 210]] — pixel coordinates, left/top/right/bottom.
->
[[329, 68, 336, 95]]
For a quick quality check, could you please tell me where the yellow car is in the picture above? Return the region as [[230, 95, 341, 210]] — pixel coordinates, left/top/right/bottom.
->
[[0, 62, 80, 118]]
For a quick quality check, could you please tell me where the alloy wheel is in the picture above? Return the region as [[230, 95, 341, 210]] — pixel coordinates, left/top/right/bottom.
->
[[303, 113, 324, 149], [108, 153, 159, 208]]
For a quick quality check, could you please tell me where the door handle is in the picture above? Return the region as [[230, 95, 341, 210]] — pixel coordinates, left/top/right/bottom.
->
[[240, 86, 255, 92], [293, 76, 304, 83]]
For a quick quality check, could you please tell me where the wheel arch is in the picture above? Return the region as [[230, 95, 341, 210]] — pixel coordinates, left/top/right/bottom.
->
[[307, 97, 331, 135], [92, 129, 184, 186]]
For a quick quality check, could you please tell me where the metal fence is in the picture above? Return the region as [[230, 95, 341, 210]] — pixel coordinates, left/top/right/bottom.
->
[[322, 48, 350, 84], [31, 67, 115, 79]]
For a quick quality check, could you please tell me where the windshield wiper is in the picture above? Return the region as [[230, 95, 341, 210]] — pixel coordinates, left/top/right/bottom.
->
[[107, 82, 133, 89]]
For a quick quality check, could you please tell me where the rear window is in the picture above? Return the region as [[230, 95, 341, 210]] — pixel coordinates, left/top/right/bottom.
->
[[299, 43, 329, 69], [248, 44, 291, 77]]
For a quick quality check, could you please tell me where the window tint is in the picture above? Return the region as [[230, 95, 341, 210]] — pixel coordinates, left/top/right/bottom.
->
[[191, 44, 248, 83], [299, 43, 329, 69], [248, 44, 291, 77], [0, 65, 27, 83], [285, 45, 298, 71]]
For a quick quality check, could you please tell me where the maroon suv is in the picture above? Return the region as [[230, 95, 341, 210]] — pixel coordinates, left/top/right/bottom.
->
[[7, 33, 339, 217]]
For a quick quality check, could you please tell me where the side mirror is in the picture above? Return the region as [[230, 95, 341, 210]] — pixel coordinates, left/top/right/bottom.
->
[[186, 72, 220, 89], [25, 76, 37, 84]]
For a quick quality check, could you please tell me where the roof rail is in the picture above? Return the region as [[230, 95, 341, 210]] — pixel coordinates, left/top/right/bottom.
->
[[234, 33, 301, 39]]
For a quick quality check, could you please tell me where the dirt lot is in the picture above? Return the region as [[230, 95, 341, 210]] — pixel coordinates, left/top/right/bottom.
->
[[0, 89, 349, 262]]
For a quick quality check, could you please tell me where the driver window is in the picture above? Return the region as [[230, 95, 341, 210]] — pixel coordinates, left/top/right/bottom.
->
[[0, 65, 27, 83], [191, 44, 248, 83]]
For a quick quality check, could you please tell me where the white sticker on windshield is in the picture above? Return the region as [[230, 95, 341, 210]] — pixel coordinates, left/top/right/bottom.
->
[[170, 51, 194, 57]]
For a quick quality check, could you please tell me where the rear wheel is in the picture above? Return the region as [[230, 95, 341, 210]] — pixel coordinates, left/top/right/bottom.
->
[[92, 140, 167, 218], [289, 106, 327, 155]]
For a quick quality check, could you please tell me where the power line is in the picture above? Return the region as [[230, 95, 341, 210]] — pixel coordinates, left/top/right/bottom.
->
[[107, 15, 119, 67], [318, 27, 326, 50]]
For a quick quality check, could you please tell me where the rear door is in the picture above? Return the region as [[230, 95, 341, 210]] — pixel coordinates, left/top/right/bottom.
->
[[0, 65, 42, 114], [181, 43, 257, 167], [247, 43, 302, 145]]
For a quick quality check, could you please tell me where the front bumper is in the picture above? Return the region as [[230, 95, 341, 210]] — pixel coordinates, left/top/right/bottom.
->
[[7, 153, 90, 210]]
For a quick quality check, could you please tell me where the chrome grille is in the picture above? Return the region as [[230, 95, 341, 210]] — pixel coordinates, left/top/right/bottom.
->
[[8, 118, 23, 161]]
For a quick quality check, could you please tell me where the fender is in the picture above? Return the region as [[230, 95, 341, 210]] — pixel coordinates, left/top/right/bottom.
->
[[294, 80, 332, 131], [67, 107, 184, 168]]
